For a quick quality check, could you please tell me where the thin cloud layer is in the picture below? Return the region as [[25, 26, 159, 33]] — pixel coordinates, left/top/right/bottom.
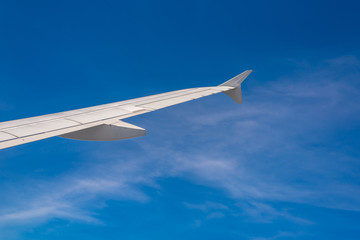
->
[[0, 56, 359, 230]]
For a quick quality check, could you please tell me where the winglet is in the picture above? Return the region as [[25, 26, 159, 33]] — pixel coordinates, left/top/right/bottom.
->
[[219, 70, 252, 104]]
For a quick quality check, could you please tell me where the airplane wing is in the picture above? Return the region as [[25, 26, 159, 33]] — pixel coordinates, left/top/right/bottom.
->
[[0, 70, 252, 150]]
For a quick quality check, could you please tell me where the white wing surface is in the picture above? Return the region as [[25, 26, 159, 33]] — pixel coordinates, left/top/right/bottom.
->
[[0, 70, 252, 149]]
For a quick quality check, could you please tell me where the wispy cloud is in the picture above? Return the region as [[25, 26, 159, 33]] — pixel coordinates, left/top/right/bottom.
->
[[252, 231, 299, 240], [237, 201, 312, 225], [0, 157, 155, 227], [1, 56, 360, 231], [184, 201, 229, 212]]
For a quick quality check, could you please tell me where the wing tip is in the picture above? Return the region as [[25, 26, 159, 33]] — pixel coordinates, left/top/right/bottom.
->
[[220, 70, 253, 104]]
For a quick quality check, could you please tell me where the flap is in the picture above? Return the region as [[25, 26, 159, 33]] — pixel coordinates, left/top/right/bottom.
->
[[59, 121, 146, 141]]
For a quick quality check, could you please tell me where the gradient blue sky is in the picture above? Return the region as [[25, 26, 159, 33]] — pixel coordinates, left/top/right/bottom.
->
[[1, 0, 360, 239]]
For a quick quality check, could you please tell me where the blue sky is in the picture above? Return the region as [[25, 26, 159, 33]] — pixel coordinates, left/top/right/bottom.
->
[[1, 0, 360, 239]]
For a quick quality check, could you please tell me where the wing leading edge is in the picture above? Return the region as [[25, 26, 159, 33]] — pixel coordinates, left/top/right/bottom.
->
[[0, 70, 252, 149]]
